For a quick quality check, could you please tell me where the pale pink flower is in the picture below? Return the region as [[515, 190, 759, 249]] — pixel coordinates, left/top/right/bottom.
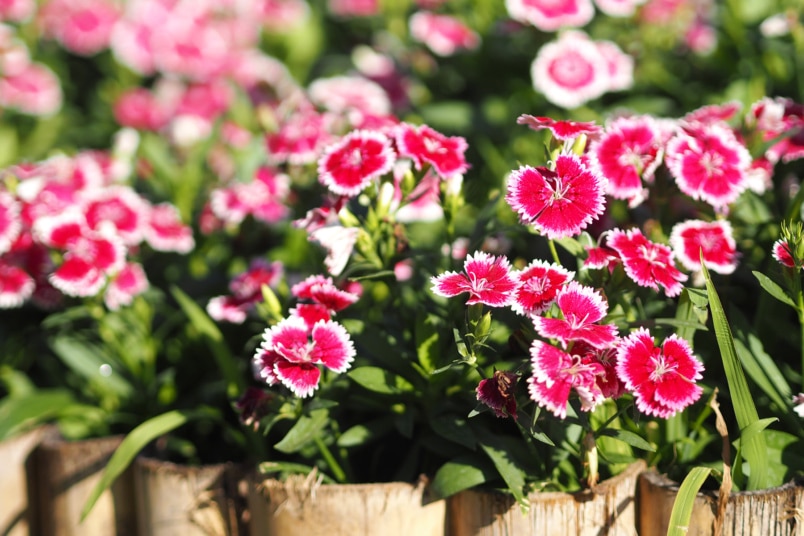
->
[[506, 0, 595, 31], [266, 108, 334, 166], [0, 191, 21, 256], [532, 281, 618, 349], [394, 123, 469, 178], [669, 219, 738, 275], [529, 340, 606, 419], [596, 40, 633, 92], [256, 0, 309, 30], [112, 88, 171, 131], [151, 15, 230, 80], [511, 259, 574, 316], [0, 260, 34, 308], [409, 11, 480, 57], [587, 115, 665, 202], [210, 168, 290, 226], [665, 123, 752, 209], [394, 168, 444, 223], [506, 154, 606, 240], [328, 0, 379, 17], [143, 203, 194, 254], [0, 62, 62, 116], [0, 24, 30, 75], [607, 228, 687, 297], [477, 370, 519, 419], [308, 75, 392, 118], [39, 0, 120, 56], [0, 0, 35, 22], [207, 259, 284, 324], [685, 20, 717, 55], [104, 262, 148, 310], [253, 315, 356, 398], [531, 31, 610, 109], [593, 0, 646, 16], [684, 101, 742, 125], [308, 225, 360, 276], [317, 130, 396, 197], [516, 114, 602, 141], [616, 328, 704, 418], [431, 251, 517, 307]]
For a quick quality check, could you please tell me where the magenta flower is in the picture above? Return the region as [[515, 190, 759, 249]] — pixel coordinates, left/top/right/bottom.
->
[[0, 260, 34, 308], [104, 262, 148, 311], [291, 274, 360, 313], [665, 123, 752, 209], [583, 245, 620, 270], [309, 75, 391, 118], [506, 154, 606, 240], [476, 370, 519, 419], [144, 203, 194, 254], [506, 0, 594, 31], [616, 328, 704, 418], [532, 281, 618, 349], [528, 340, 606, 419], [573, 341, 626, 399], [81, 186, 149, 246], [516, 114, 602, 141], [587, 116, 664, 202], [253, 315, 356, 398], [318, 130, 396, 197], [394, 123, 469, 178], [207, 260, 284, 324], [409, 11, 480, 57], [530, 31, 610, 109], [0, 191, 21, 256], [607, 228, 688, 297], [266, 108, 334, 166], [511, 259, 574, 316], [669, 219, 738, 274], [431, 251, 517, 307], [772, 239, 796, 268]]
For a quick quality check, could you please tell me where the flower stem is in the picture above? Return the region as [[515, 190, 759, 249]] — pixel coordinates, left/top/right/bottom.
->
[[314, 436, 347, 483], [548, 239, 561, 266]]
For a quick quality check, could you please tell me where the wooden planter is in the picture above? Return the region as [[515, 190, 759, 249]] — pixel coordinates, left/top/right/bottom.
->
[[246, 473, 447, 536], [638, 470, 804, 535], [32, 430, 138, 536], [447, 460, 646, 536], [133, 457, 245, 535], [0, 426, 46, 536]]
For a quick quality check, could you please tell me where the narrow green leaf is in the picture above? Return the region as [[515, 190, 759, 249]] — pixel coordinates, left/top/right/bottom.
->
[[702, 262, 768, 490], [667, 467, 712, 536], [49, 337, 134, 397], [597, 429, 655, 452], [430, 455, 496, 499], [348, 367, 415, 394], [738, 417, 778, 445], [734, 337, 789, 411], [0, 389, 76, 440], [171, 286, 244, 397], [81, 408, 211, 521], [752, 271, 796, 308], [274, 408, 329, 453], [337, 417, 394, 447]]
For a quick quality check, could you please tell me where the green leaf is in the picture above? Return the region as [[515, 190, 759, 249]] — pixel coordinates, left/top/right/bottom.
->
[[667, 466, 712, 536], [274, 408, 330, 453], [81, 408, 212, 521], [685, 288, 709, 308], [733, 334, 790, 411], [171, 286, 244, 397], [738, 417, 778, 446], [430, 455, 496, 499], [0, 389, 76, 441], [257, 461, 336, 483], [752, 271, 796, 309], [337, 417, 394, 447], [348, 367, 415, 395], [49, 337, 134, 398], [702, 262, 768, 490], [415, 315, 442, 374], [429, 414, 476, 450], [597, 429, 655, 452]]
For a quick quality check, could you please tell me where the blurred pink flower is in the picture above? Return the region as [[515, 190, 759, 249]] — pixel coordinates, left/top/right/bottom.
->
[[104, 261, 148, 310], [39, 0, 120, 56], [506, 0, 594, 31], [328, 0, 379, 18], [516, 114, 602, 141], [0, 62, 62, 116], [409, 11, 480, 57], [143, 203, 194, 254]]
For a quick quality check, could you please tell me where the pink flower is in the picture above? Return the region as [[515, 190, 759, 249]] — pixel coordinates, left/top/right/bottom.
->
[[0, 260, 34, 308], [0, 191, 21, 256], [113, 88, 171, 131], [532, 281, 618, 349], [772, 239, 796, 268], [669, 219, 738, 274], [266, 107, 334, 166], [308, 225, 360, 276], [318, 130, 396, 197], [394, 123, 469, 178], [583, 244, 620, 270], [477, 370, 519, 418], [528, 340, 606, 419], [257, 0, 310, 29], [506, 154, 606, 240], [511, 259, 574, 316], [253, 316, 356, 398], [573, 341, 626, 399], [291, 274, 360, 313], [0, 0, 35, 22], [0, 62, 62, 116], [409, 11, 480, 57], [210, 168, 290, 226], [328, 0, 379, 17], [607, 228, 687, 297], [516, 114, 602, 141], [587, 115, 665, 202], [506, 0, 594, 31], [308, 75, 391, 118], [207, 259, 284, 324], [531, 32, 610, 109], [596, 40, 634, 92], [593, 0, 646, 17], [104, 262, 148, 310], [665, 123, 752, 209], [616, 328, 704, 418], [39, 0, 120, 56], [151, 16, 230, 81], [431, 251, 517, 307], [143, 203, 194, 254], [81, 186, 149, 246]]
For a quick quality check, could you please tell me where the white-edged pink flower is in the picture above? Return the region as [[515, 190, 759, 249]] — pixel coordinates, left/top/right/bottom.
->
[[104, 261, 148, 310], [308, 225, 360, 276], [0, 62, 62, 116], [669, 219, 738, 274], [81, 186, 149, 246], [607, 228, 687, 297], [143, 203, 194, 254], [506, 0, 594, 31], [265, 106, 333, 166], [772, 238, 796, 269], [253, 315, 356, 398], [0, 260, 34, 308], [596, 40, 634, 92], [506, 154, 606, 240], [516, 114, 602, 141], [532, 281, 618, 349], [409, 11, 480, 57], [528, 340, 606, 419], [531, 31, 610, 109], [291, 274, 360, 314], [616, 328, 704, 418], [207, 259, 284, 324], [318, 130, 395, 197], [665, 123, 752, 209], [308, 75, 391, 118], [394, 123, 469, 178], [210, 167, 290, 226], [587, 115, 664, 202], [0, 0, 35, 22], [0, 191, 21, 256], [39, 0, 120, 56], [512, 259, 574, 316], [431, 251, 517, 307], [112, 88, 171, 131]]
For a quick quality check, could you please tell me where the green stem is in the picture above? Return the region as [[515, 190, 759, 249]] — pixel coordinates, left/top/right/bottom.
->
[[548, 239, 561, 266], [314, 437, 347, 483]]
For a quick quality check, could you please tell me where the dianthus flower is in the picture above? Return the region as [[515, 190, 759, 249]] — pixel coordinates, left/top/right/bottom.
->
[[477, 370, 519, 419], [431, 251, 517, 307], [318, 130, 396, 197], [394, 123, 469, 178], [606, 228, 687, 297], [511, 259, 574, 317], [506, 0, 594, 31], [669, 219, 738, 274], [532, 281, 618, 349]]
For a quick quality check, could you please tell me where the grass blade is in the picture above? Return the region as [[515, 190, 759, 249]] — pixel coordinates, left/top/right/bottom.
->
[[667, 466, 712, 536]]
